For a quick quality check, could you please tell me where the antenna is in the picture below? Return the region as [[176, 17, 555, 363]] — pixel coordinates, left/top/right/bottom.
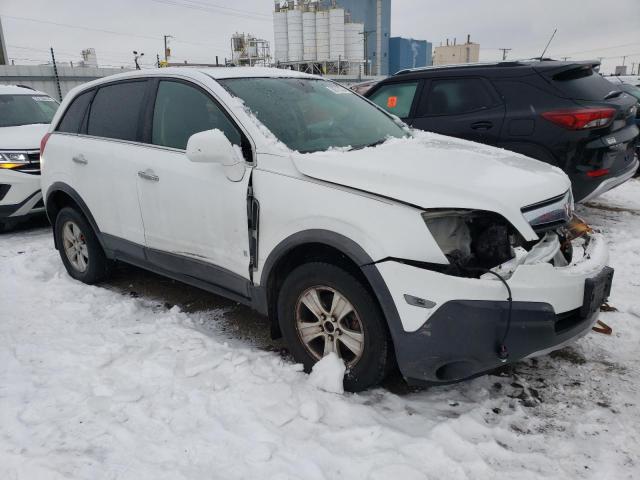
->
[[539, 28, 557, 60]]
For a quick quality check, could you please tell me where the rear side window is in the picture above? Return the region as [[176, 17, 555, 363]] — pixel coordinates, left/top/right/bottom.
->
[[57, 90, 93, 133], [368, 82, 418, 118], [87, 81, 147, 141], [418, 78, 497, 116], [151, 80, 241, 150], [551, 67, 619, 101]]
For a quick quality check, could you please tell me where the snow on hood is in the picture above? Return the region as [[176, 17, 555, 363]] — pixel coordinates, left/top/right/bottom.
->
[[0, 124, 49, 150], [292, 131, 571, 240]]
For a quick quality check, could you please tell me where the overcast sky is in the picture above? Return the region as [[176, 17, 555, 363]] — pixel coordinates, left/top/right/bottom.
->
[[2, 0, 639, 74]]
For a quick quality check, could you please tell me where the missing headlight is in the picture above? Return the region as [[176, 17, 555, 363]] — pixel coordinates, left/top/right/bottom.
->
[[422, 210, 521, 275]]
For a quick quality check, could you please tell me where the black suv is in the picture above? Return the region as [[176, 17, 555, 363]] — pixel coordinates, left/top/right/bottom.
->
[[364, 60, 639, 202]]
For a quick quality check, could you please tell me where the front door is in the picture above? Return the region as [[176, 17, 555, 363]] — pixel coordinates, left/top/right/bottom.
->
[[136, 79, 252, 286]]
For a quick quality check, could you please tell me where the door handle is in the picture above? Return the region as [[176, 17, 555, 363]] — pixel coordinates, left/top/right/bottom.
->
[[72, 155, 88, 165], [138, 170, 159, 182], [471, 121, 493, 130]]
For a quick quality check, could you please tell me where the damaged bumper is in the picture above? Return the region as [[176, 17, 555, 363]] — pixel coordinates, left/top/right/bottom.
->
[[372, 232, 612, 385]]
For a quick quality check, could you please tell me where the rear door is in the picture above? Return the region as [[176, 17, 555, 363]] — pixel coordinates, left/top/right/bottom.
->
[[79, 80, 149, 245], [410, 77, 505, 145]]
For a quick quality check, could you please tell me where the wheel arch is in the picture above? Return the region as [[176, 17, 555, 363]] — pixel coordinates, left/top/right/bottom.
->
[[45, 182, 105, 252], [258, 230, 403, 343]]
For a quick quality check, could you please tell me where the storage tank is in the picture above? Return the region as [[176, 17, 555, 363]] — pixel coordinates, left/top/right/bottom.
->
[[344, 22, 364, 61], [315, 10, 330, 61], [302, 10, 317, 61], [286, 8, 303, 62], [329, 8, 345, 61], [273, 8, 288, 63]]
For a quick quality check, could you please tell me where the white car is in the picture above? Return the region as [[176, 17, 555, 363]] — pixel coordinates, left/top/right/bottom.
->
[[0, 85, 58, 231], [41, 68, 613, 391]]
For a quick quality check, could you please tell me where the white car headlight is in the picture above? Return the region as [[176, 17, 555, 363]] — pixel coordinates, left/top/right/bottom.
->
[[0, 152, 29, 163]]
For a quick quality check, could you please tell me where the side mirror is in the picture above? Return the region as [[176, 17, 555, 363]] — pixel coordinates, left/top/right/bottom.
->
[[186, 129, 236, 165], [185, 129, 246, 182]]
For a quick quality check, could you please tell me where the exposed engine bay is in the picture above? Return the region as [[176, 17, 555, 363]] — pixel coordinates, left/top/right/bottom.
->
[[422, 210, 592, 279]]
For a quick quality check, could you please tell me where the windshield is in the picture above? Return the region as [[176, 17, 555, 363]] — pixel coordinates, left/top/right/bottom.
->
[[0, 94, 59, 128], [218, 77, 407, 153]]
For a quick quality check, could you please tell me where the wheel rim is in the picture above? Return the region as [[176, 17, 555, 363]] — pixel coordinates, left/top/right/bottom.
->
[[295, 286, 365, 367], [62, 220, 89, 273]]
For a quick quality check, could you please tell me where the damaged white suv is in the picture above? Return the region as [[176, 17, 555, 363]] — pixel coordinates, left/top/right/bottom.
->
[[41, 68, 613, 391]]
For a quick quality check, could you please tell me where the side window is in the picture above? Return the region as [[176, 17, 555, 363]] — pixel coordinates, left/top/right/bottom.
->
[[368, 82, 419, 118], [151, 80, 242, 150], [57, 90, 93, 134], [87, 81, 147, 141], [418, 78, 498, 116]]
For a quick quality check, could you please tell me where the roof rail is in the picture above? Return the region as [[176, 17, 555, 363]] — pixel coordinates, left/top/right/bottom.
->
[[15, 84, 36, 91], [393, 60, 529, 75]]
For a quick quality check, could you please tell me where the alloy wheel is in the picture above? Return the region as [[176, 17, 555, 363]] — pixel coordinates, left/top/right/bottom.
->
[[295, 285, 365, 367], [62, 220, 89, 273]]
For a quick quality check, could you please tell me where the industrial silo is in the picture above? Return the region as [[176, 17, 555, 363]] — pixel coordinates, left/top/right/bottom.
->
[[315, 10, 330, 61], [302, 7, 317, 61], [329, 8, 345, 61], [344, 22, 364, 61], [286, 7, 303, 62], [273, 3, 288, 63]]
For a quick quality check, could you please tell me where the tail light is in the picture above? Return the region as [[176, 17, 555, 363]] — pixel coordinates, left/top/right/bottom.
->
[[40, 133, 51, 155], [541, 108, 615, 130], [586, 168, 610, 178]]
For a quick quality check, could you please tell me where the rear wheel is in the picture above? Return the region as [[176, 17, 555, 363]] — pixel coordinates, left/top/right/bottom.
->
[[54, 207, 111, 284], [278, 262, 392, 391]]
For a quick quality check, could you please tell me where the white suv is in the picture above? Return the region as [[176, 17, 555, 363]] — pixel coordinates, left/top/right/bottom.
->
[[41, 68, 613, 391], [0, 85, 58, 231]]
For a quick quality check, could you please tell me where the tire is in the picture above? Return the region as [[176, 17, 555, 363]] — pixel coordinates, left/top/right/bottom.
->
[[278, 262, 393, 392], [54, 207, 111, 284]]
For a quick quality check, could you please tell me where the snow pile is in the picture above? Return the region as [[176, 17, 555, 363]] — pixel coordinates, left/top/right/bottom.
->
[[307, 353, 346, 394], [0, 181, 639, 479]]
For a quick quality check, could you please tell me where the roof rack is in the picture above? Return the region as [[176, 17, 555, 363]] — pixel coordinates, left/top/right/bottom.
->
[[393, 60, 531, 75]]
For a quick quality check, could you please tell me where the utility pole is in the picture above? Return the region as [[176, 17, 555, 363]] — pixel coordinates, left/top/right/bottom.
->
[[622, 55, 627, 66], [498, 48, 512, 61], [561, 56, 570, 61], [50, 47, 62, 101], [359, 30, 374, 76], [0, 17, 8, 65], [164, 35, 173, 62], [156, 53, 160, 68]]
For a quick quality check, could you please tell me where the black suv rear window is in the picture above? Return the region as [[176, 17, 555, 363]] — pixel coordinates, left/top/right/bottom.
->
[[549, 66, 616, 101], [87, 81, 147, 141]]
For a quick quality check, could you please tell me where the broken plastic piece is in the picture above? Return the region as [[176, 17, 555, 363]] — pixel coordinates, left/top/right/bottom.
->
[[592, 319, 612, 335]]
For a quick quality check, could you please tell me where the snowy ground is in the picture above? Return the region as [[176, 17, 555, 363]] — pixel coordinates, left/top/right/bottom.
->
[[1, 181, 639, 480]]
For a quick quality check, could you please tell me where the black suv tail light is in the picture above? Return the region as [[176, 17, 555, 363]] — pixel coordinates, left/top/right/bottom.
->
[[541, 107, 615, 130]]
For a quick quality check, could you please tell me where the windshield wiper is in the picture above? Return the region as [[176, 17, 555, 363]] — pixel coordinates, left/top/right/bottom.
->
[[349, 139, 387, 151], [604, 90, 623, 100]]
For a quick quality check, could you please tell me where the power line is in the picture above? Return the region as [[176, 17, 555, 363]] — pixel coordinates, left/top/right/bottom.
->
[[150, 0, 271, 21], [0, 14, 228, 49]]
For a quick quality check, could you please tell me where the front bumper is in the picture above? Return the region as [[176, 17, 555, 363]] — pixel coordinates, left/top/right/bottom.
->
[[0, 168, 44, 223], [374, 233, 611, 385]]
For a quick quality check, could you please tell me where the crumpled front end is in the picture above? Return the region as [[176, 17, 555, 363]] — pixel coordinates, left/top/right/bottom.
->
[[373, 193, 613, 385]]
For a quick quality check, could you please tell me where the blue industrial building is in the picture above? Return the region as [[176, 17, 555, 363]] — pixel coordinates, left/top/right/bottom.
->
[[389, 37, 432, 74], [318, 0, 391, 75]]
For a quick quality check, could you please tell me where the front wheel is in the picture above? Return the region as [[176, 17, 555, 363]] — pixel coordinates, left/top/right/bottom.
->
[[54, 207, 111, 284], [278, 262, 393, 391]]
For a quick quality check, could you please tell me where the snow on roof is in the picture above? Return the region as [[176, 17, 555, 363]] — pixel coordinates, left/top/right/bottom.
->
[[0, 84, 50, 96]]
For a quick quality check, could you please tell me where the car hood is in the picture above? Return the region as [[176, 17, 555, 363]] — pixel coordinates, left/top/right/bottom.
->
[[291, 131, 571, 241], [0, 124, 49, 150]]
